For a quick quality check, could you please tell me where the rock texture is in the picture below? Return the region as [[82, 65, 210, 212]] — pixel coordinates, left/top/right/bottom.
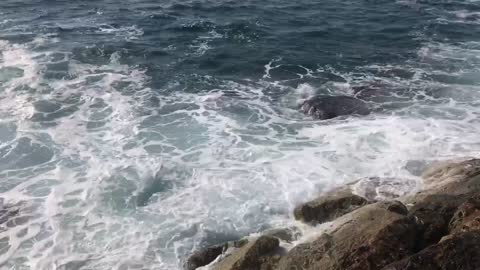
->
[[262, 227, 301, 243], [404, 159, 480, 250], [293, 187, 369, 224], [301, 95, 370, 120], [186, 238, 250, 270], [212, 236, 280, 270], [186, 228, 301, 270], [189, 158, 480, 270], [279, 201, 418, 270], [186, 245, 224, 270], [407, 193, 468, 250], [382, 231, 480, 270], [448, 196, 480, 234], [421, 158, 480, 194]]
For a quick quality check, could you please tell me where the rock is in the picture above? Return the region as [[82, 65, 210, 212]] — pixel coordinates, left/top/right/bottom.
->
[[421, 159, 480, 194], [448, 196, 480, 234], [301, 95, 370, 120], [407, 193, 468, 251], [279, 201, 418, 270], [382, 231, 480, 270], [293, 187, 370, 224], [351, 82, 414, 107], [185, 227, 300, 270], [186, 245, 224, 270], [403, 159, 480, 250], [262, 227, 301, 243], [185, 238, 249, 270], [212, 235, 280, 270]]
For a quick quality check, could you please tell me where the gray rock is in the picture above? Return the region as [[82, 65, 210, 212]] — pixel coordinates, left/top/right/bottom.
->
[[301, 95, 370, 120]]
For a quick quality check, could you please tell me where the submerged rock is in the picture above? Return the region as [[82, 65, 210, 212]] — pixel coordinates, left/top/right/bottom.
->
[[382, 231, 480, 270], [403, 160, 431, 177], [279, 201, 418, 270], [301, 95, 370, 120], [212, 236, 280, 270], [293, 186, 370, 224]]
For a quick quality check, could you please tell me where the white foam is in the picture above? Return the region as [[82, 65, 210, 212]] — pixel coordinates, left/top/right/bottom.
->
[[1, 12, 480, 270], [295, 83, 316, 100], [97, 25, 144, 41], [263, 58, 282, 79]]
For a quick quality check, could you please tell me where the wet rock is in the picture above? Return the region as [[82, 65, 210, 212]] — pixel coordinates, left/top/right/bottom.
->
[[279, 201, 418, 270], [262, 227, 301, 243], [293, 187, 370, 224], [421, 158, 480, 194], [301, 95, 370, 120], [186, 245, 224, 270], [448, 195, 480, 234], [407, 194, 468, 251], [382, 231, 480, 270], [404, 159, 480, 250], [185, 238, 249, 270], [212, 235, 280, 270]]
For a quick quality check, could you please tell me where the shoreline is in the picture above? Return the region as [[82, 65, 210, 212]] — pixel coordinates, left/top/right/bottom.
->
[[187, 158, 480, 270]]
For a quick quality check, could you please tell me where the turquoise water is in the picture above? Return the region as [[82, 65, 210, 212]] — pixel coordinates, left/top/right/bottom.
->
[[1, 0, 480, 269]]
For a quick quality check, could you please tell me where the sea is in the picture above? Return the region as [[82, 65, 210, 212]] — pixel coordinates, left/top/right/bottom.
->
[[0, 0, 480, 269]]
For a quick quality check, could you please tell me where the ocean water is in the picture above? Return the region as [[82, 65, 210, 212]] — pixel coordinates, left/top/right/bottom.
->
[[0, 0, 480, 269]]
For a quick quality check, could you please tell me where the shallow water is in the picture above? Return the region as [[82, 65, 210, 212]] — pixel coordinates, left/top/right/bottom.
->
[[0, 0, 480, 269]]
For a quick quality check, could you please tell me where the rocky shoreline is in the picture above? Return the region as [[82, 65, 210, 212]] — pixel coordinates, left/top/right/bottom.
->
[[185, 158, 480, 270]]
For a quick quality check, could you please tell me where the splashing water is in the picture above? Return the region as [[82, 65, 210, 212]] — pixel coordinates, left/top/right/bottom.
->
[[0, 0, 480, 269]]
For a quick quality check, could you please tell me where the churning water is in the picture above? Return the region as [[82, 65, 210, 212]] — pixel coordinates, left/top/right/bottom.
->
[[1, 0, 480, 269]]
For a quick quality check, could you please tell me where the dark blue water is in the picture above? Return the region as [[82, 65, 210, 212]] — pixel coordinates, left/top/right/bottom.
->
[[0, 0, 480, 269]]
